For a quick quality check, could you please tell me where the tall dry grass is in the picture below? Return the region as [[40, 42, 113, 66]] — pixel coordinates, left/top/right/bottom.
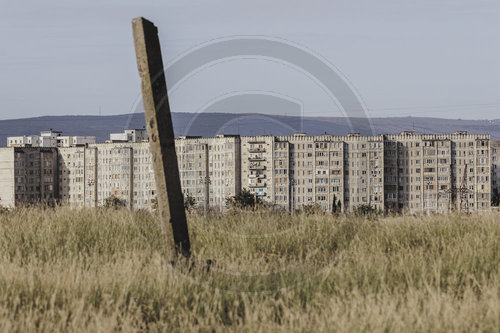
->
[[0, 207, 499, 332]]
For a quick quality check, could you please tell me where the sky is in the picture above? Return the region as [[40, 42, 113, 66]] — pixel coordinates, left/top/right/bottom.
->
[[1, 0, 500, 120]]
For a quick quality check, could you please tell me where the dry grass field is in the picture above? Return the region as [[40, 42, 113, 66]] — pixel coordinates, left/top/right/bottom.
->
[[0, 207, 499, 332]]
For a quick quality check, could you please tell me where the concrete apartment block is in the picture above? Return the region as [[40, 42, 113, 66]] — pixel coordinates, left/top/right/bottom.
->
[[384, 132, 491, 214], [491, 141, 500, 204], [58, 146, 98, 207], [109, 129, 149, 143], [274, 133, 384, 213], [60, 135, 240, 211], [241, 136, 275, 202], [92, 143, 135, 207], [176, 135, 241, 210], [0, 131, 493, 214], [7, 136, 41, 147], [0, 148, 15, 207], [8, 130, 95, 148], [62, 142, 155, 209], [57, 136, 96, 147], [58, 147, 86, 207], [0, 147, 58, 208]]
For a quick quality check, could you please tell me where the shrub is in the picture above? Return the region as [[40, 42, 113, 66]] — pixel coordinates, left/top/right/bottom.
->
[[184, 194, 197, 212], [353, 204, 382, 217], [104, 195, 127, 209], [298, 203, 324, 215], [226, 189, 262, 210]]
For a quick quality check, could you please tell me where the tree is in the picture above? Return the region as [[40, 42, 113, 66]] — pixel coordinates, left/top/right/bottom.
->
[[150, 197, 158, 211], [104, 195, 127, 209], [332, 195, 342, 213], [0, 204, 8, 214], [354, 204, 381, 217], [184, 194, 197, 212], [226, 189, 262, 210]]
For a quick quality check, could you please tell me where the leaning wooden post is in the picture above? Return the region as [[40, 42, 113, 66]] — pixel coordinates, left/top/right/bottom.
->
[[132, 17, 191, 259]]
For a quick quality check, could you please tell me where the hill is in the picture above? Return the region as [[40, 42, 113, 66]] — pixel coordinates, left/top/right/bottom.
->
[[0, 113, 499, 146]]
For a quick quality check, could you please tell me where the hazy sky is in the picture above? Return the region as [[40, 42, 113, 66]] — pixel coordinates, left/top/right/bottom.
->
[[1, 0, 500, 120]]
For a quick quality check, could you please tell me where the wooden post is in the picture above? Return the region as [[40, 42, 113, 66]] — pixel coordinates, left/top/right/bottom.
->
[[132, 17, 191, 258]]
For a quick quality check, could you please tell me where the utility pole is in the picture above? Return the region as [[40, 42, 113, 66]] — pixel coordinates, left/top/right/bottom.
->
[[440, 163, 471, 213], [200, 175, 211, 213], [203, 143, 210, 213], [459, 163, 470, 213], [425, 179, 432, 215], [132, 17, 191, 259]]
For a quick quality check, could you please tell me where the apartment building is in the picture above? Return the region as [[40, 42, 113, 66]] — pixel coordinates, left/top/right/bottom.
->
[[240, 136, 275, 201], [176, 135, 241, 209], [0, 147, 58, 208], [58, 146, 99, 207], [492, 141, 500, 205], [57, 135, 96, 147], [58, 142, 155, 209], [7, 130, 95, 148], [239, 132, 491, 214], [109, 129, 148, 143], [240, 133, 384, 213], [0, 131, 494, 214], [383, 132, 491, 214]]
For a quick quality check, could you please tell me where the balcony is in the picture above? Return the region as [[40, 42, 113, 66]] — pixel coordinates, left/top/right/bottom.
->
[[249, 164, 266, 170], [248, 182, 267, 188], [249, 173, 266, 179], [249, 148, 266, 153], [248, 154, 265, 161]]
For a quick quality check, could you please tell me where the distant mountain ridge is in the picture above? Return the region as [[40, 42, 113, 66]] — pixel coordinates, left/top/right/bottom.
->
[[0, 112, 499, 146]]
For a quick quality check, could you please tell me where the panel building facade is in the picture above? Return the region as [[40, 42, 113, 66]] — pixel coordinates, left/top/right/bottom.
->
[[0, 131, 495, 214], [383, 132, 491, 213], [8, 130, 95, 148], [240, 134, 384, 213], [176, 135, 241, 209], [0, 147, 58, 207]]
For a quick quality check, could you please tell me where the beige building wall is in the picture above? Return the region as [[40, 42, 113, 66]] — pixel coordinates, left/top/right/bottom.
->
[[92, 143, 134, 207], [0, 132, 494, 214], [58, 147, 99, 208], [59, 142, 155, 209], [239, 133, 384, 213], [176, 135, 241, 210], [130, 143, 156, 209], [384, 132, 491, 214], [272, 140, 290, 210], [343, 134, 385, 212], [57, 136, 96, 147], [0, 148, 15, 208], [241, 136, 275, 202], [277, 133, 384, 213], [58, 147, 86, 207], [60, 137, 239, 211]]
